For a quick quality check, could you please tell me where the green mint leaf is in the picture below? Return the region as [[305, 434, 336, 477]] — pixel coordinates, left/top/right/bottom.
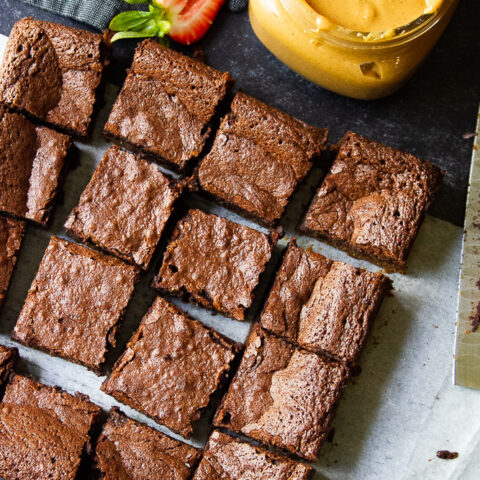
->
[[109, 11, 151, 31], [123, 0, 150, 5], [111, 30, 156, 42]]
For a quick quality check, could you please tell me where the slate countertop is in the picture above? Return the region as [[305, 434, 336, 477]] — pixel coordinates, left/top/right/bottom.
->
[[1, 0, 479, 226]]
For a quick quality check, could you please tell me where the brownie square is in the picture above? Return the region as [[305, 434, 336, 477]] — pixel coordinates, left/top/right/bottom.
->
[[12, 236, 139, 374], [299, 131, 443, 273], [0, 108, 71, 225], [0, 345, 17, 390], [192, 430, 313, 480], [102, 296, 240, 438], [0, 217, 25, 309], [213, 326, 349, 461], [152, 209, 277, 321], [197, 91, 328, 227], [260, 239, 392, 364], [0, 17, 109, 136], [65, 145, 182, 270], [96, 408, 201, 480], [0, 375, 101, 480], [104, 39, 233, 171]]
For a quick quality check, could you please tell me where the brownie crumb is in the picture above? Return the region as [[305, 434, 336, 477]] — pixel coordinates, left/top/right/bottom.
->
[[469, 301, 480, 332], [436, 450, 458, 460]]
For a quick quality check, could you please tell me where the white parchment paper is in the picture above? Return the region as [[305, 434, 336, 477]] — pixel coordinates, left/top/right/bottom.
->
[[0, 34, 479, 480]]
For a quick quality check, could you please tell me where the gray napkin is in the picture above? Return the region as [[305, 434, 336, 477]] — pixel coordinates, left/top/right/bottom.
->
[[20, 0, 127, 30]]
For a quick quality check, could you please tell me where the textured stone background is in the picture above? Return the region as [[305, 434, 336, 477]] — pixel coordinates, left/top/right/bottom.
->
[[0, 0, 479, 226]]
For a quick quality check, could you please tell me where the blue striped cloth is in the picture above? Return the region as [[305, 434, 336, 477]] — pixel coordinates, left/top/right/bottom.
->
[[20, 0, 128, 30]]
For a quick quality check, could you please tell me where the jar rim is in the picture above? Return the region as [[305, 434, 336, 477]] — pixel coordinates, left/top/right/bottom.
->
[[281, 0, 454, 49]]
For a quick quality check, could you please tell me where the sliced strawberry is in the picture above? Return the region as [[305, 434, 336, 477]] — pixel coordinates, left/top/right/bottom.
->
[[155, 0, 226, 45]]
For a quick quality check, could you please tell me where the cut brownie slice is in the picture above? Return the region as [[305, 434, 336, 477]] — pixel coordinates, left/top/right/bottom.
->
[[299, 131, 443, 273], [260, 239, 392, 364], [65, 145, 182, 270], [197, 91, 328, 227], [0, 375, 101, 480], [213, 326, 349, 461], [104, 39, 233, 171], [0, 108, 71, 225], [0, 217, 25, 310], [0, 345, 17, 390], [95, 407, 201, 480], [12, 236, 139, 374], [102, 297, 240, 438], [152, 209, 278, 321], [192, 430, 313, 480], [0, 17, 109, 136]]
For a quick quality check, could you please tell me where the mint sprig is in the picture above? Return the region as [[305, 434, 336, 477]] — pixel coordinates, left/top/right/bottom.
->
[[109, 0, 171, 44]]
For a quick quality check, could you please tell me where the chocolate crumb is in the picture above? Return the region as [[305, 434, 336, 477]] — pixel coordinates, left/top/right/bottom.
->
[[469, 301, 480, 332], [462, 132, 478, 140], [436, 450, 458, 460]]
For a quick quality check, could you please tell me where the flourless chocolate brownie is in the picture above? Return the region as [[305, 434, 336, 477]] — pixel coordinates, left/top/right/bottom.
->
[[192, 430, 313, 480], [65, 145, 182, 270], [12, 236, 139, 374], [197, 91, 329, 227], [0, 17, 109, 136], [104, 39, 233, 171], [0, 108, 71, 225], [152, 209, 278, 321], [102, 297, 240, 438], [299, 131, 443, 273], [0, 345, 17, 390], [0, 217, 25, 309], [95, 407, 201, 480], [213, 326, 350, 461], [0, 375, 101, 480], [260, 239, 392, 364]]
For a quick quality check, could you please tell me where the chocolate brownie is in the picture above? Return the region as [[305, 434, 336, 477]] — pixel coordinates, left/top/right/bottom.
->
[[95, 408, 201, 480], [192, 430, 313, 480], [0, 345, 17, 390], [0, 17, 109, 136], [299, 132, 443, 273], [213, 326, 350, 461], [0, 108, 71, 225], [65, 145, 182, 270], [152, 209, 277, 321], [197, 91, 328, 227], [0, 217, 25, 309], [12, 236, 139, 374], [0, 375, 101, 480], [104, 39, 233, 171], [102, 296, 240, 438], [260, 239, 392, 364]]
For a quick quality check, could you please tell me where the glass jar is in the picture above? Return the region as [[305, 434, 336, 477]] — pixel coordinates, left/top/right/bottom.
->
[[249, 0, 459, 99]]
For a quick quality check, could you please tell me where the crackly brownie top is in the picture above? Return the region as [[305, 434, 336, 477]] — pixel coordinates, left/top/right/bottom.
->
[[102, 297, 239, 438], [0, 375, 101, 480], [198, 91, 328, 225], [96, 408, 201, 480], [192, 430, 313, 480], [0, 17, 107, 135], [0, 108, 70, 225], [214, 326, 349, 461], [152, 209, 274, 321], [0, 217, 25, 305], [0, 345, 17, 388], [104, 39, 233, 170], [214, 326, 348, 460], [13, 236, 138, 372], [301, 131, 443, 268], [261, 240, 391, 363], [65, 146, 181, 269]]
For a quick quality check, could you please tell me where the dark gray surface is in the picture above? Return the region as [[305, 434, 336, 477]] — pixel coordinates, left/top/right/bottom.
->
[[1, 0, 479, 226]]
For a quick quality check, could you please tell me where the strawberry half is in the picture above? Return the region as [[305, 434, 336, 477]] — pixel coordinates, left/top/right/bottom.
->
[[109, 0, 226, 45], [157, 0, 226, 45]]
